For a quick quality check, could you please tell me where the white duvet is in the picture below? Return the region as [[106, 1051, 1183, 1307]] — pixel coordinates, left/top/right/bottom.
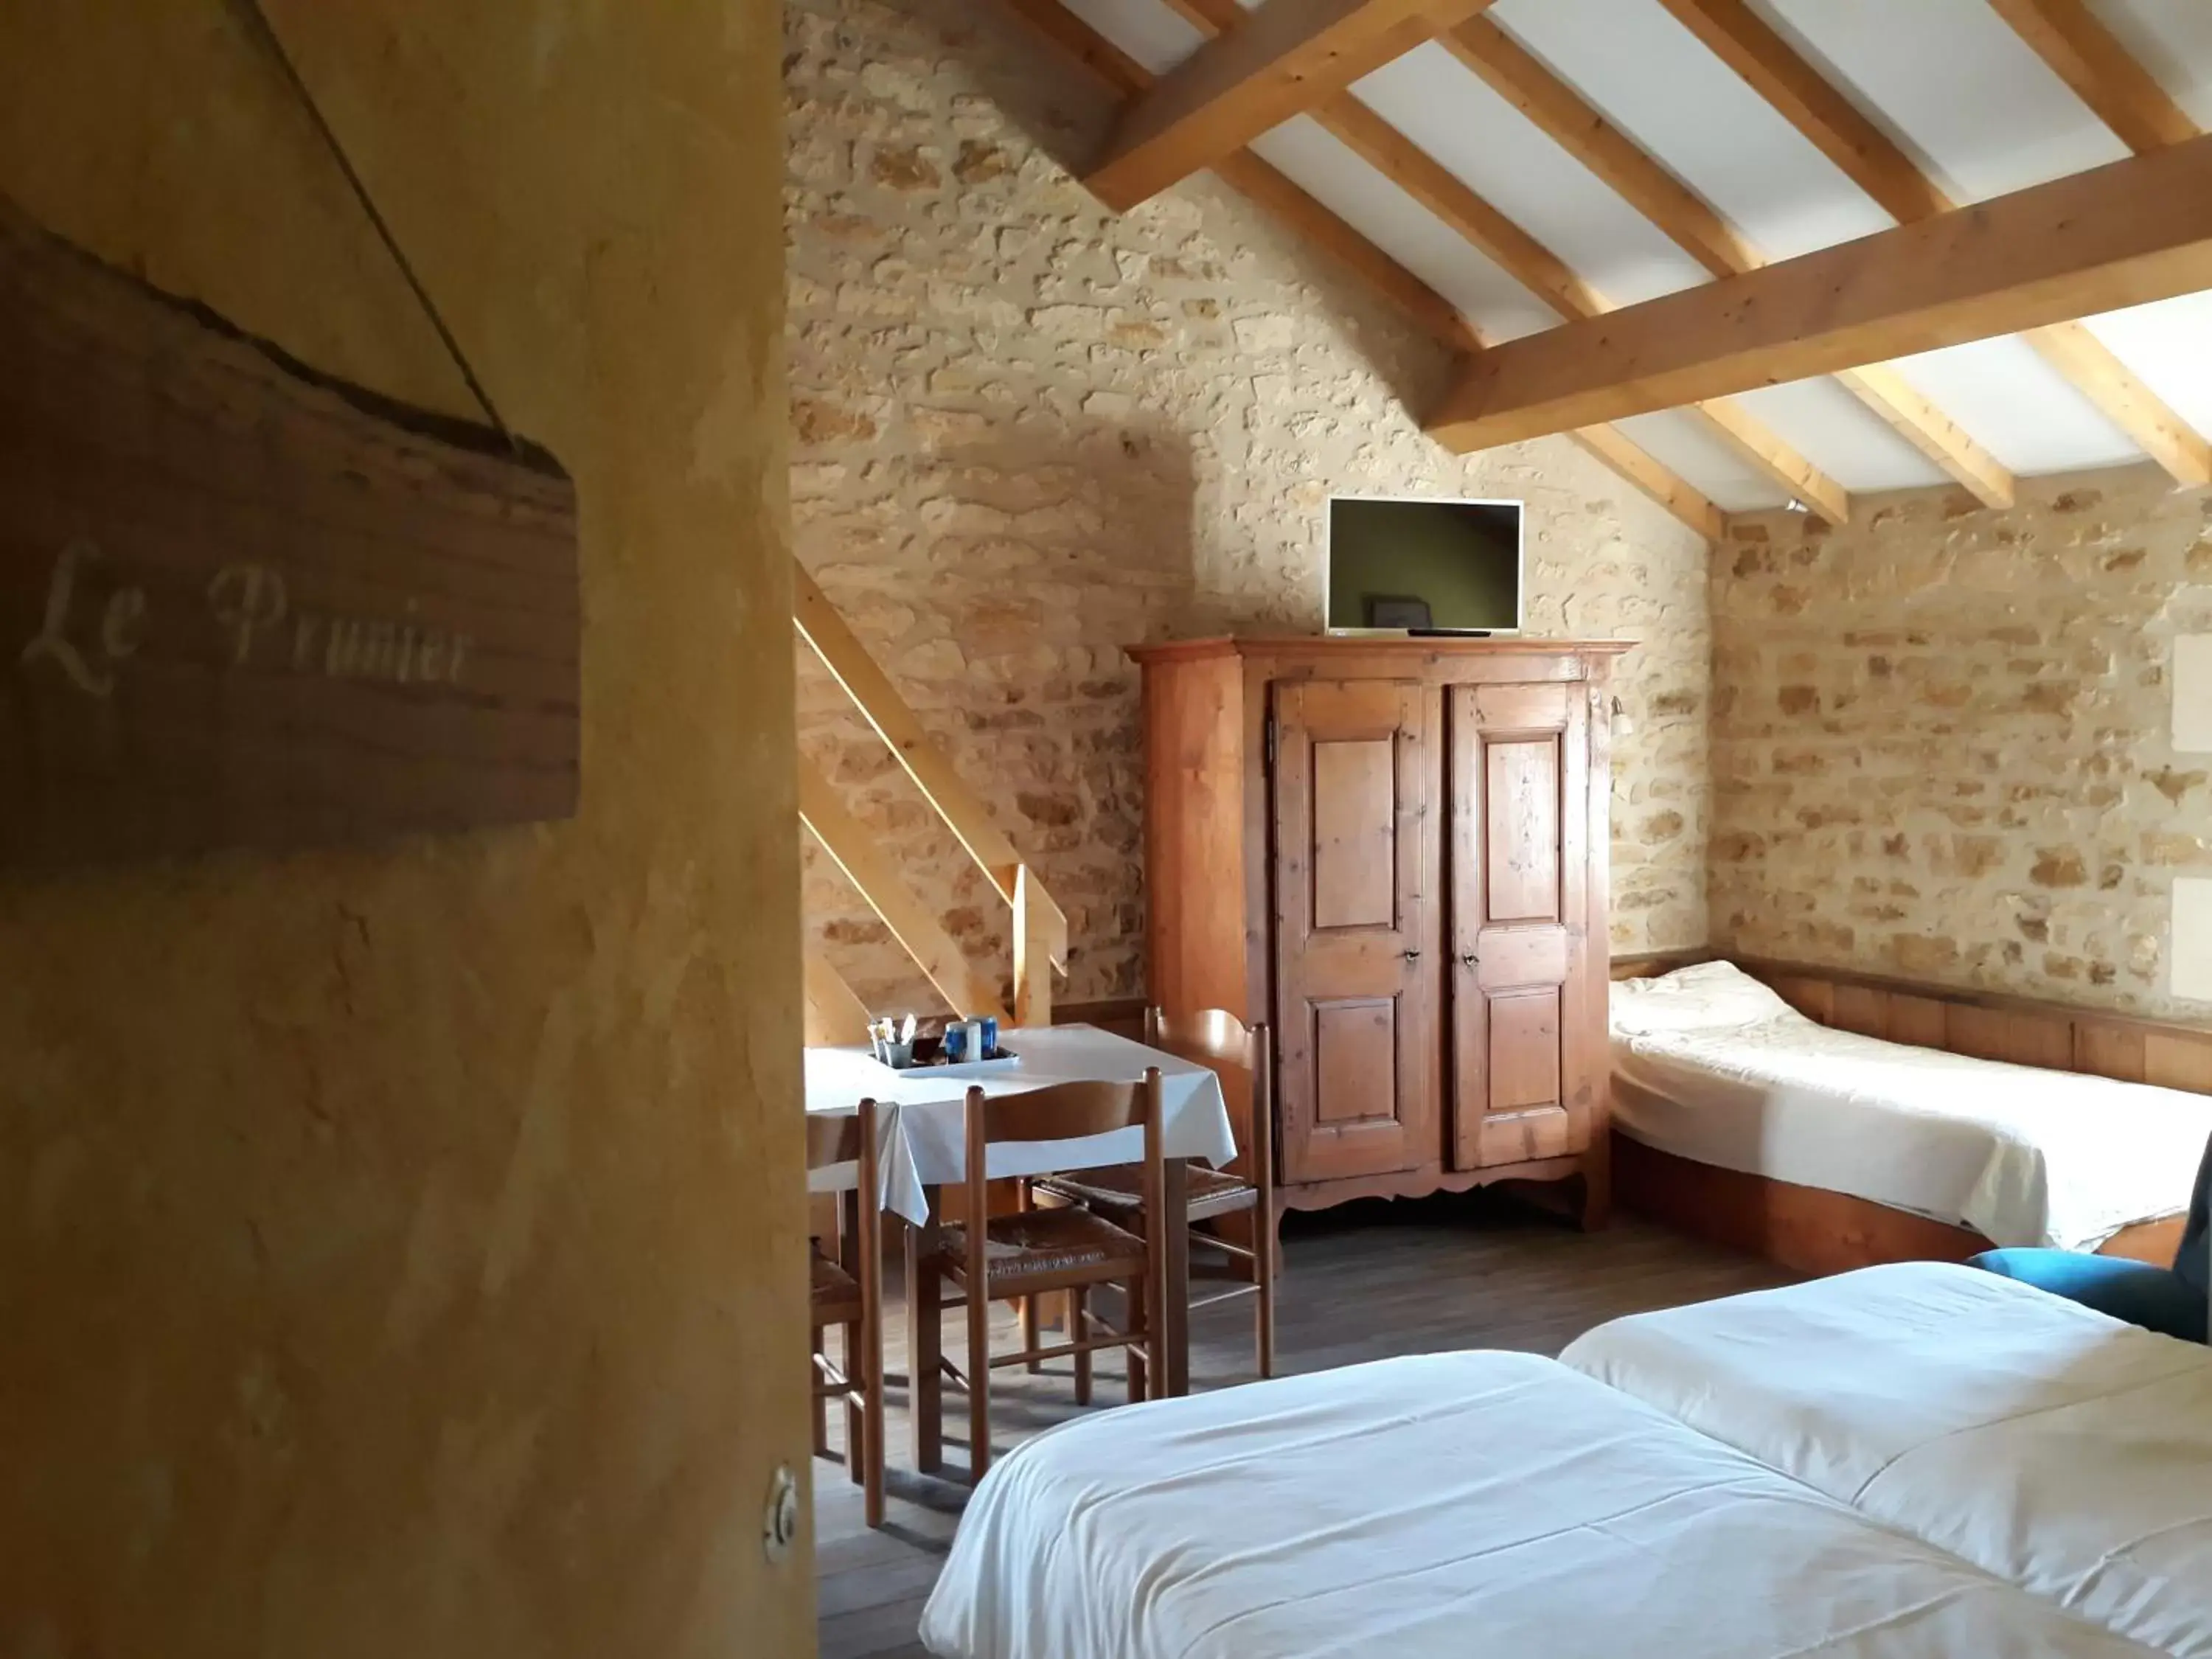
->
[[1565, 1262, 2212, 1658], [919, 1350, 2154, 1659], [1610, 963, 2212, 1250]]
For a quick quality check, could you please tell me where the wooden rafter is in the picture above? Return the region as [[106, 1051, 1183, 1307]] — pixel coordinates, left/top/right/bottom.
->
[[1565, 423, 1722, 540], [1314, 88, 1850, 521], [1084, 0, 1500, 211], [1444, 15, 2014, 509], [1444, 18, 1759, 282], [997, 0, 1723, 541], [1987, 0, 2197, 156], [1429, 133, 2212, 451], [1658, 0, 2211, 489], [1833, 364, 2017, 510]]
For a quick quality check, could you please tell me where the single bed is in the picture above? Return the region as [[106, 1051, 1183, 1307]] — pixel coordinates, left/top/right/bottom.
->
[[1562, 1261, 2212, 1658], [918, 1348, 2157, 1659], [1610, 962, 2209, 1270]]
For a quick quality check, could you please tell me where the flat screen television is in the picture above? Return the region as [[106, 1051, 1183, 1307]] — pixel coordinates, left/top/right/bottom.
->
[[1325, 495, 1523, 635]]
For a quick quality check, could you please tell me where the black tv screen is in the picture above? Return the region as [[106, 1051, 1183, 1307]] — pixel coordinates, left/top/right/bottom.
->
[[1326, 497, 1523, 633]]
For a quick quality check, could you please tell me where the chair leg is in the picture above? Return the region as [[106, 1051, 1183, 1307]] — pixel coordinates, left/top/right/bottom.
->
[[810, 1330, 829, 1456], [862, 1354, 886, 1530], [1071, 1285, 1092, 1407], [908, 1224, 944, 1475], [1127, 1273, 1148, 1405], [1255, 1206, 1276, 1380], [1017, 1182, 1041, 1374], [967, 1278, 992, 1485], [841, 1318, 864, 1486]]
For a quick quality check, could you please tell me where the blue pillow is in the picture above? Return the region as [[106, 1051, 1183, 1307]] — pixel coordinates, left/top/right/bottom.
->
[[1972, 1248, 2206, 1344], [2174, 1130, 2210, 1302]]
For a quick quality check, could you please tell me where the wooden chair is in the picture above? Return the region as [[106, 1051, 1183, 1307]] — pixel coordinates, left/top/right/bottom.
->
[[1036, 1009, 1276, 1379], [923, 1073, 1166, 1484], [807, 1099, 884, 1528]]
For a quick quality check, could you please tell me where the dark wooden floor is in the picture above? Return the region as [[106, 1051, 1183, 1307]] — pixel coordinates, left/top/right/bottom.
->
[[813, 1192, 1796, 1658]]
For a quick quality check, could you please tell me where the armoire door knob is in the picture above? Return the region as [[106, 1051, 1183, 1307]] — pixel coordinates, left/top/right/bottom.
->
[[1402, 948, 1421, 961], [1461, 952, 1478, 967]]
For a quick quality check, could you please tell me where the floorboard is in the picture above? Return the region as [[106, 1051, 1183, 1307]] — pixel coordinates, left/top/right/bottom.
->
[[814, 1190, 1796, 1657]]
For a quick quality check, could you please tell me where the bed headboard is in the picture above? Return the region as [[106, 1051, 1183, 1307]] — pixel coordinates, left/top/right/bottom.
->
[[1610, 950, 2212, 1100]]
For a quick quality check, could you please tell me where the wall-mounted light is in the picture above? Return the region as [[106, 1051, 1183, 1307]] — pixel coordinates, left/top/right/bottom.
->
[[1611, 695, 1635, 737]]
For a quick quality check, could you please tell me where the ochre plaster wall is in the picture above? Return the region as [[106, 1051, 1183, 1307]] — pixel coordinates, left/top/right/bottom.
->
[[0, 4, 811, 1655], [787, 0, 1712, 1014], [1712, 465, 2212, 1018]]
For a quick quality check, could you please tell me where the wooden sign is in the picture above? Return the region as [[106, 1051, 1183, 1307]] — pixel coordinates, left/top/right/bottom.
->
[[0, 197, 580, 872]]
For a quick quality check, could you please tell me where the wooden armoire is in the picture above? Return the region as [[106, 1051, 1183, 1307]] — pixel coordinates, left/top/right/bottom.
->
[[1129, 636, 1629, 1228]]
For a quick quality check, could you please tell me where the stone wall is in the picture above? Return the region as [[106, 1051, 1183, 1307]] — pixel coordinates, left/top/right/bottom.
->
[[1712, 466, 2212, 1018], [785, 0, 1711, 1014]]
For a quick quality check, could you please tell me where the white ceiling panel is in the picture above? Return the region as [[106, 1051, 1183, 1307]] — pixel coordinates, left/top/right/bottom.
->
[[1613, 411, 1791, 514], [1490, 0, 1895, 260], [1023, 0, 2208, 493], [1059, 0, 1200, 75], [1884, 337, 2142, 475], [1243, 117, 1560, 343], [2080, 293, 2212, 442], [1349, 43, 1713, 308], [1722, 380, 1950, 493], [2089, 0, 2212, 128], [1754, 0, 2131, 201]]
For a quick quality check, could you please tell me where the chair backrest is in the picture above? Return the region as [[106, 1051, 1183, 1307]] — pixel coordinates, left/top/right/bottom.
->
[[1144, 1006, 1272, 1193], [964, 1074, 1158, 1145], [806, 1101, 873, 1171], [1146, 1005, 1252, 1066], [962, 1072, 1166, 1254], [807, 1099, 882, 1289]]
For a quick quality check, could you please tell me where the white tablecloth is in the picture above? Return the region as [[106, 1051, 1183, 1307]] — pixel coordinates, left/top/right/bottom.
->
[[804, 1024, 1238, 1225]]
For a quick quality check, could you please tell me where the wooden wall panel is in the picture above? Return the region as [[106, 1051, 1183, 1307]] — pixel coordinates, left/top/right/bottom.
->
[[1828, 983, 1885, 1037], [1884, 995, 1949, 1050], [2077, 1022, 2149, 1083], [2143, 1031, 2212, 1094]]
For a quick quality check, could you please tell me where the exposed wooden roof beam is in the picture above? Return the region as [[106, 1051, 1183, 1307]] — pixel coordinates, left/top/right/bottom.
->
[[1444, 16, 2013, 509], [1659, 0, 2211, 488], [999, 0, 1724, 541], [1208, 147, 1480, 352], [1428, 133, 2212, 451], [1656, 0, 1950, 223], [1565, 423, 1725, 540], [1160, 0, 1248, 32], [1083, 0, 1500, 212], [1443, 18, 1758, 282], [1987, 0, 2198, 156], [1833, 365, 2017, 509], [2022, 321, 2212, 487], [1315, 92, 1850, 522], [1313, 95, 1604, 320]]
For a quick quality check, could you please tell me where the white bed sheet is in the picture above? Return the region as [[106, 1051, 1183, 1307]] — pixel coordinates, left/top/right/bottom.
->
[[1564, 1262, 2212, 1658], [1610, 975, 2212, 1250], [918, 1349, 2153, 1659]]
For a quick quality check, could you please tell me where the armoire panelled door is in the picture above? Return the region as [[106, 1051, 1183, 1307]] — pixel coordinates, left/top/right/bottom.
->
[[1449, 682, 1594, 1169], [1270, 679, 1442, 1185]]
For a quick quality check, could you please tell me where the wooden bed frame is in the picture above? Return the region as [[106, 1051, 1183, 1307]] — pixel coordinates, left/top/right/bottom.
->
[[1608, 951, 2203, 1277]]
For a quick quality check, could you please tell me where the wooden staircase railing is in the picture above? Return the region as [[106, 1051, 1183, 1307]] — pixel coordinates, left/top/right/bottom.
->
[[794, 561, 1070, 1030]]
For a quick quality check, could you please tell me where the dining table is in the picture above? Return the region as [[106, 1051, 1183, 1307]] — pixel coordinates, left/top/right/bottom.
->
[[803, 1022, 1239, 1469]]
